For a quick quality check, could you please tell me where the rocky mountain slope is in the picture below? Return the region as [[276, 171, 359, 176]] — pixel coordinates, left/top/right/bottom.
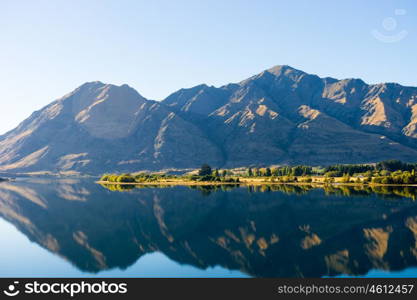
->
[[1, 66, 417, 174]]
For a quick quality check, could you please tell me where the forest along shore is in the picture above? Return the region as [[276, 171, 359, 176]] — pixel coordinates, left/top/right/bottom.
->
[[97, 160, 417, 187]]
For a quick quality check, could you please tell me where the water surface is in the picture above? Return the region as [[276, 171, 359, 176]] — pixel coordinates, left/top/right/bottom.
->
[[1, 179, 417, 278]]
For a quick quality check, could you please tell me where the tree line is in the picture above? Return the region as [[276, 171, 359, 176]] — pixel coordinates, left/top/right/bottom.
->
[[100, 160, 417, 185]]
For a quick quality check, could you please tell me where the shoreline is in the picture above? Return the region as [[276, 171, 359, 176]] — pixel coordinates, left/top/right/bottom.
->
[[97, 180, 417, 187]]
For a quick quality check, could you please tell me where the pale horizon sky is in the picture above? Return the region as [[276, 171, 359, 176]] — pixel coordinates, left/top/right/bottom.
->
[[1, 0, 416, 135]]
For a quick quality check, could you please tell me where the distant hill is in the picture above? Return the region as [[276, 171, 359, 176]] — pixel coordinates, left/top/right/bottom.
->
[[1, 65, 417, 174]]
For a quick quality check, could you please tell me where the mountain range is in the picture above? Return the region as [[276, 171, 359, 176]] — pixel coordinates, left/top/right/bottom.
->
[[1, 65, 417, 174]]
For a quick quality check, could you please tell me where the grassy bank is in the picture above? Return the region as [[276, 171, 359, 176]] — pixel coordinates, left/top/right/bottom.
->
[[98, 160, 417, 187], [97, 176, 417, 187]]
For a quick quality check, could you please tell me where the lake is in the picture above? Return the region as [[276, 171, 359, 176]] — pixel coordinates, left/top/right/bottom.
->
[[1, 178, 417, 278]]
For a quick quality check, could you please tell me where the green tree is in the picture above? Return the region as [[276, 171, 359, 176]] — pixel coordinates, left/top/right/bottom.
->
[[247, 167, 253, 177], [265, 167, 272, 177], [198, 164, 212, 176]]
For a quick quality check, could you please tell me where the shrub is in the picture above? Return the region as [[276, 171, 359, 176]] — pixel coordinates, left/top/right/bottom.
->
[[198, 175, 215, 182], [100, 174, 110, 181], [340, 173, 350, 183], [301, 176, 313, 183], [117, 174, 135, 183], [324, 177, 335, 184], [324, 171, 342, 178], [372, 177, 383, 184]]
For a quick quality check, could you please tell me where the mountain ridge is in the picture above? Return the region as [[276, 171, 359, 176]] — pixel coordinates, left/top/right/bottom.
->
[[1, 65, 417, 174]]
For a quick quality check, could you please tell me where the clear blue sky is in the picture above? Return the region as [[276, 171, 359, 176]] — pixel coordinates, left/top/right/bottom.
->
[[0, 0, 416, 135]]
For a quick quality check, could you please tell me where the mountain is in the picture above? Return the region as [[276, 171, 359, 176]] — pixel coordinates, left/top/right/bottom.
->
[[0, 82, 223, 174], [1, 65, 417, 174]]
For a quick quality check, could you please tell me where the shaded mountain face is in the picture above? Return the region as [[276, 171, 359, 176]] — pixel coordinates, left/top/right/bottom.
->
[[1, 180, 417, 277], [1, 66, 417, 174]]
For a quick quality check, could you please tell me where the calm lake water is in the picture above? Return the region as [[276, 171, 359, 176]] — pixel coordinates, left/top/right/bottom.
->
[[1, 178, 417, 278]]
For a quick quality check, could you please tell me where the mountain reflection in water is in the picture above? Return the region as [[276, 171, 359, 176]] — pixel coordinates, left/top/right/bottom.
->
[[1, 179, 417, 278]]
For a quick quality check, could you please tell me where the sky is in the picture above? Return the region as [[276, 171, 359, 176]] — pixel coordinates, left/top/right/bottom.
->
[[0, 0, 416, 135]]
